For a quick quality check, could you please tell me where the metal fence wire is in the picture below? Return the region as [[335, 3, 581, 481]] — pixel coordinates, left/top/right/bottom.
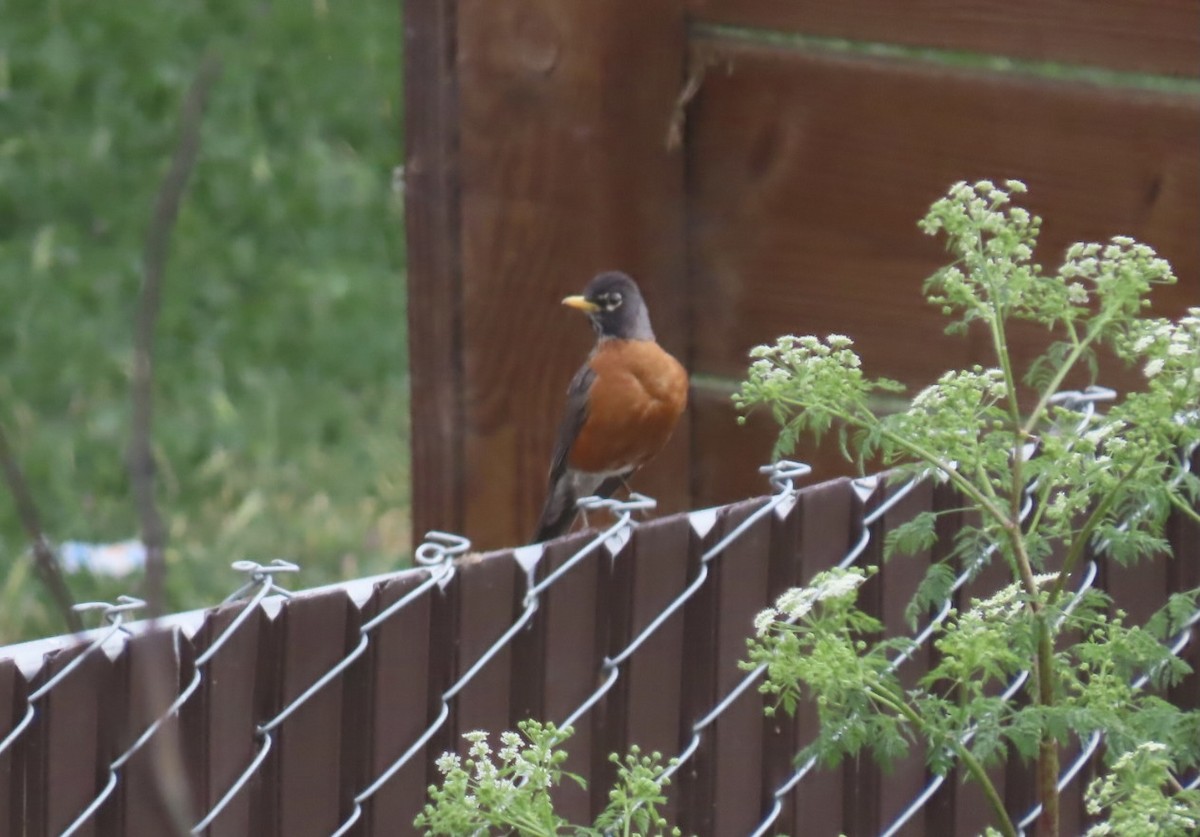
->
[[0, 394, 1197, 836]]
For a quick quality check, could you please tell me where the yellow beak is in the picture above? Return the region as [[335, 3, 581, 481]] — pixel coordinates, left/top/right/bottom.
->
[[562, 295, 600, 313]]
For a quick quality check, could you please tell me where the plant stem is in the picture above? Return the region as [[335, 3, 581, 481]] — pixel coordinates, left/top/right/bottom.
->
[[1020, 317, 1108, 439], [1048, 454, 1146, 605], [1035, 615, 1060, 836], [870, 684, 1017, 837]]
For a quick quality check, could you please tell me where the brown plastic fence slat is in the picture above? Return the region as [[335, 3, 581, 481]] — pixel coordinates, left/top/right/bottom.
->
[[784, 477, 855, 835], [118, 628, 190, 835], [0, 658, 27, 837], [686, 40, 1200, 390], [189, 600, 272, 837], [607, 512, 694, 827], [358, 572, 434, 833], [841, 481, 889, 836], [875, 479, 936, 832], [758, 493, 804, 837], [450, 550, 520, 752], [533, 531, 611, 824], [451, 0, 690, 551], [1167, 498, 1200, 714], [274, 590, 357, 837], [26, 640, 116, 836], [674, 506, 729, 836], [687, 0, 1200, 77], [947, 501, 1025, 836], [709, 498, 776, 836]]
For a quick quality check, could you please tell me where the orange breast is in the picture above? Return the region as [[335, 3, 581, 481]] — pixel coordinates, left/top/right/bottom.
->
[[568, 339, 689, 474]]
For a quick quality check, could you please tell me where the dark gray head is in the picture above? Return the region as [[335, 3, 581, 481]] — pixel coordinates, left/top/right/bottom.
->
[[561, 271, 655, 341]]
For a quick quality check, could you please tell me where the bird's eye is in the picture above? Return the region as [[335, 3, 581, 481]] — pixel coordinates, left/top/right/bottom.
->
[[599, 292, 623, 311]]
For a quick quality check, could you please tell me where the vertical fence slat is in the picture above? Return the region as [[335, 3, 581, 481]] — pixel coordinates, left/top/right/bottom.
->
[[190, 600, 272, 837], [359, 572, 434, 833], [606, 513, 694, 826], [275, 590, 356, 837], [788, 478, 855, 835], [876, 479, 935, 833], [711, 499, 775, 836], [675, 509, 726, 836], [27, 642, 114, 836], [451, 550, 520, 752], [758, 494, 804, 837], [119, 628, 190, 835], [0, 658, 26, 837], [1167, 498, 1200, 715], [538, 532, 612, 824]]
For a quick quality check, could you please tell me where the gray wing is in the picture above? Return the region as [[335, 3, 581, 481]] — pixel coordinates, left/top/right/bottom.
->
[[545, 364, 595, 489], [531, 365, 595, 543]]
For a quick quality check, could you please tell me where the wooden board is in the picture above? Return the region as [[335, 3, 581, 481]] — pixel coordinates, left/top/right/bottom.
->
[[687, 0, 1200, 77], [453, 0, 690, 549], [406, 0, 467, 549], [686, 41, 1200, 391]]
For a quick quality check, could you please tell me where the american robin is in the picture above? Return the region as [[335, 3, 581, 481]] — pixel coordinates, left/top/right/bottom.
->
[[531, 271, 689, 543]]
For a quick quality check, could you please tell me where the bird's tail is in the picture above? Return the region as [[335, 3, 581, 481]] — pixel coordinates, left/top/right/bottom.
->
[[530, 474, 626, 544], [531, 482, 576, 544]]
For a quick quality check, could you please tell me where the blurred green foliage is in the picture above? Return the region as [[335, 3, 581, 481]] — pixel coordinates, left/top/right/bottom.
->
[[0, 0, 407, 641]]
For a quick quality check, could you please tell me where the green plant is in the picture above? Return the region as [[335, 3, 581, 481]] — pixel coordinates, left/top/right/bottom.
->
[[415, 721, 681, 837], [736, 180, 1200, 836]]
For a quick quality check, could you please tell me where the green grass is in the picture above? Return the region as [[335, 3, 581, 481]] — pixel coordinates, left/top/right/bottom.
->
[[0, 0, 408, 642]]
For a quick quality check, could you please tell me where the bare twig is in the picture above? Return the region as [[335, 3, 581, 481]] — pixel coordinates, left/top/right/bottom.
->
[[127, 52, 222, 835], [0, 421, 83, 632], [128, 52, 220, 619]]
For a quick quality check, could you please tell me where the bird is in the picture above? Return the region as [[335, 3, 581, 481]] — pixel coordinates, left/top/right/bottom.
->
[[531, 271, 689, 543]]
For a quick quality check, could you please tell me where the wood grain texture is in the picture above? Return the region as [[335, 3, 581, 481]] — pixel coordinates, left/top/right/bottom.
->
[[406, 0, 466, 545], [456, 0, 689, 549], [687, 40, 1200, 391], [690, 386, 866, 508], [687, 0, 1200, 77]]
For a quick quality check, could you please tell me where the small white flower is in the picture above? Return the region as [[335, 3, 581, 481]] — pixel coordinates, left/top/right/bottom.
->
[[1132, 334, 1155, 354], [1144, 358, 1165, 378], [753, 609, 777, 636], [436, 753, 462, 775]]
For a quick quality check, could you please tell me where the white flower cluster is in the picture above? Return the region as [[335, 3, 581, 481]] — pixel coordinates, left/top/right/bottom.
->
[[969, 573, 1058, 623], [753, 567, 869, 636]]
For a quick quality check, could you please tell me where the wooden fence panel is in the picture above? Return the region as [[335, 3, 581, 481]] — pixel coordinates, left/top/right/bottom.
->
[[685, 39, 1200, 391], [415, 0, 691, 551], [687, 0, 1200, 77], [409, 0, 1200, 552]]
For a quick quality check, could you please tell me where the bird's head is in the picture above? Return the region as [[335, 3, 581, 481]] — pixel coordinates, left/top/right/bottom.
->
[[562, 271, 655, 341]]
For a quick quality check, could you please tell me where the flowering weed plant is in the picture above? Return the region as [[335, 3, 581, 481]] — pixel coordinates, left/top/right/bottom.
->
[[737, 181, 1200, 836], [415, 720, 680, 836]]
